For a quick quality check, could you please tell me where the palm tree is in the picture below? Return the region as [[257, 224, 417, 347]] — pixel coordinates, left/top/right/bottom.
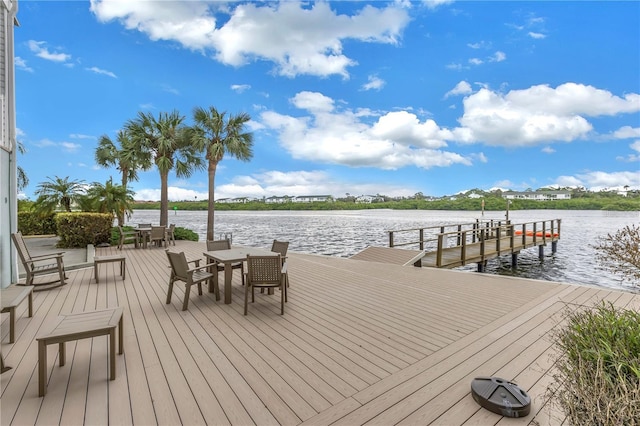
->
[[191, 106, 253, 241], [16, 140, 29, 191], [83, 178, 135, 225], [95, 129, 151, 226], [95, 129, 151, 189], [34, 176, 85, 213], [126, 110, 204, 226]]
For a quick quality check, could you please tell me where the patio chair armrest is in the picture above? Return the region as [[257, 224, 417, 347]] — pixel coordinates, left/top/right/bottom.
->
[[29, 252, 65, 261], [187, 262, 218, 274], [281, 263, 288, 274], [187, 259, 201, 268]]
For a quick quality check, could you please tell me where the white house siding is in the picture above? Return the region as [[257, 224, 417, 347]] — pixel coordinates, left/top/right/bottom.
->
[[0, 0, 18, 288]]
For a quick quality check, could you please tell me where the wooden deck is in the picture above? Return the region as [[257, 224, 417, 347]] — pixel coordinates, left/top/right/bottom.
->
[[2, 240, 639, 425]]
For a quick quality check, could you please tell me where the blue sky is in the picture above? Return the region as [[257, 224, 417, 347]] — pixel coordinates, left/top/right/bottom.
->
[[14, 0, 640, 201]]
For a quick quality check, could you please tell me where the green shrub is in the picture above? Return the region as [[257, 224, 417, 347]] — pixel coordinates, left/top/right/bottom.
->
[[55, 213, 113, 248], [550, 302, 640, 425], [17, 211, 57, 235], [173, 226, 198, 241]]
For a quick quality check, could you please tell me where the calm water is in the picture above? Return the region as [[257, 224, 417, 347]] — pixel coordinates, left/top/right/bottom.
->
[[127, 209, 639, 292]]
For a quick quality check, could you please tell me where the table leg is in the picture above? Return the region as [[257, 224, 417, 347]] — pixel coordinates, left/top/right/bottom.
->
[[224, 262, 232, 304], [110, 329, 116, 380], [9, 308, 15, 343], [118, 315, 124, 355], [59, 342, 66, 366], [38, 341, 46, 396]]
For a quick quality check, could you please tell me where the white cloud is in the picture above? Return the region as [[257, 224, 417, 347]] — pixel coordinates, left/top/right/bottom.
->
[[231, 84, 251, 93], [134, 187, 208, 202], [27, 40, 71, 63], [528, 32, 546, 39], [15, 57, 34, 72], [421, 0, 455, 9], [574, 171, 640, 191], [87, 66, 117, 78], [617, 140, 640, 162], [542, 146, 555, 154], [162, 84, 180, 95], [61, 142, 82, 152], [469, 58, 483, 66], [455, 83, 640, 146], [446, 62, 463, 71], [467, 41, 490, 49], [70, 134, 96, 140], [90, 0, 410, 78], [34, 138, 57, 148], [444, 80, 472, 98], [611, 126, 640, 139], [362, 75, 386, 91], [261, 91, 473, 170], [490, 51, 506, 62]]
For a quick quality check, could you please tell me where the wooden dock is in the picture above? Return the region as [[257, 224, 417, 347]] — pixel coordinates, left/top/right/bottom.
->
[[388, 219, 561, 271], [2, 239, 638, 425]]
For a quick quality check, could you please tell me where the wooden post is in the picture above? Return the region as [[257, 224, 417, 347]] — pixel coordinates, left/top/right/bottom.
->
[[419, 228, 424, 251], [461, 231, 467, 264], [512, 253, 518, 268], [437, 233, 444, 267], [388, 231, 394, 248], [539, 245, 544, 260]]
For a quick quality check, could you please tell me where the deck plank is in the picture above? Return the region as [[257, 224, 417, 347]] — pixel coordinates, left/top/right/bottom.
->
[[2, 240, 639, 425]]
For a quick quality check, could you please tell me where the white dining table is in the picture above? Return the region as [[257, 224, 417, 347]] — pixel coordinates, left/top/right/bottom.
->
[[203, 247, 277, 304]]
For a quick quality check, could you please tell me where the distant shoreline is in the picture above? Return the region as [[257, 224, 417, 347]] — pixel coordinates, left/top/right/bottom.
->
[[132, 194, 640, 212]]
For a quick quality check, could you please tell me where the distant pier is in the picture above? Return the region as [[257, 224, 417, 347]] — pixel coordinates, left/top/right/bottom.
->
[[387, 219, 561, 272]]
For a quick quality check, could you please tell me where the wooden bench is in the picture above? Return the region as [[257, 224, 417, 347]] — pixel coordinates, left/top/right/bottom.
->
[[36, 307, 124, 397], [1, 285, 34, 343], [94, 255, 126, 283]]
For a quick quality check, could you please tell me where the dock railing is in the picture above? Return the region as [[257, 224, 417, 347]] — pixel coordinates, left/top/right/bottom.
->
[[388, 219, 561, 267]]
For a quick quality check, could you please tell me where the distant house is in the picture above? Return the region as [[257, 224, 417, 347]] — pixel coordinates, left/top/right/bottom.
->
[[216, 197, 251, 204], [294, 195, 332, 203], [356, 195, 383, 203], [467, 192, 483, 199], [265, 196, 291, 204], [503, 190, 572, 201]]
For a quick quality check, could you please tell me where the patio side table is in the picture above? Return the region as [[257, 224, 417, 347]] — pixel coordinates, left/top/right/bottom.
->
[[36, 306, 124, 396]]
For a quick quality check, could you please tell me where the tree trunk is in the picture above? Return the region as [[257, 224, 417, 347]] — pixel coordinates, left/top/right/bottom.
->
[[118, 171, 128, 227], [206, 160, 218, 241], [160, 170, 169, 226]]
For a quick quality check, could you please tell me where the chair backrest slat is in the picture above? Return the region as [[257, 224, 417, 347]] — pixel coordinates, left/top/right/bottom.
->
[[246, 255, 282, 284], [271, 240, 289, 257], [166, 250, 189, 280], [11, 232, 31, 264], [150, 226, 166, 239], [206, 239, 231, 251]]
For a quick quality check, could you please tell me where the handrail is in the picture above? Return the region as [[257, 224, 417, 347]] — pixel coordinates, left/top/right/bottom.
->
[[388, 219, 562, 260]]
